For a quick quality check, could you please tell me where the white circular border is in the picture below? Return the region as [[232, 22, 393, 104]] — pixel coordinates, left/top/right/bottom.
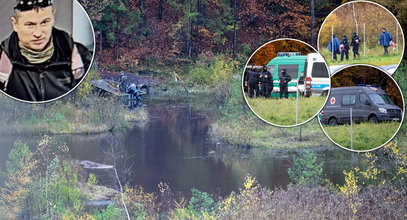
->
[[0, 0, 96, 104], [318, 64, 405, 153], [242, 38, 332, 128], [316, 0, 405, 75]]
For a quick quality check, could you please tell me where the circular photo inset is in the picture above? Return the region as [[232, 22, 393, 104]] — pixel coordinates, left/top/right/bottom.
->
[[319, 65, 404, 152], [243, 38, 331, 127], [318, 1, 404, 74], [0, 0, 95, 103]]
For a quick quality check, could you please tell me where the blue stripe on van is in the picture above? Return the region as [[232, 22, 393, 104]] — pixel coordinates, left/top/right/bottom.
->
[[311, 84, 329, 89]]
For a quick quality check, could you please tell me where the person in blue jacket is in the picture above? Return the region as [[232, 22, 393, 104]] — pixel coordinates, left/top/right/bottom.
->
[[328, 34, 340, 61], [379, 28, 392, 55]]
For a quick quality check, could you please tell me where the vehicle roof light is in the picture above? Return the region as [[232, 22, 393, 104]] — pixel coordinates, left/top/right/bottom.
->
[[277, 52, 301, 56], [357, 84, 379, 87]]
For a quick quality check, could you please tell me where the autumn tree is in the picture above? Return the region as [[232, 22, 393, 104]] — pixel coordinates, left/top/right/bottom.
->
[[248, 40, 314, 66], [0, 142, 36, 220]]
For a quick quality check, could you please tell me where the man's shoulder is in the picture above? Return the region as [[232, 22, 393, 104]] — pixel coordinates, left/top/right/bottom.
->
[[1, 32, 19, 55], [52, 28, 74, 45]]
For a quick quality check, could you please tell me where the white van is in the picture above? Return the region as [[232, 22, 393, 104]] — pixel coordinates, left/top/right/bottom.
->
[[298, 53, 330, 97]]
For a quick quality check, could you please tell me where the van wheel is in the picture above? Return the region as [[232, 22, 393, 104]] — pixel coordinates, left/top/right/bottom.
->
[[369, 116, 378, 124], [328, 118, 338, 126], [321, 91, 328, 96]]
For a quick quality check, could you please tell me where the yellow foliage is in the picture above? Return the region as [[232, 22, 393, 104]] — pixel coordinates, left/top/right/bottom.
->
[[244, 174, 256, 190], [0, 151, 36, 219], [219, 193, 237, 213], [339, 170, 358, 196], [63, 213, 95, 220]]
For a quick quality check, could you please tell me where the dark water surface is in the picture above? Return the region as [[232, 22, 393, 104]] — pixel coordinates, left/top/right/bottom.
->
[[0, 98, 362, 196]]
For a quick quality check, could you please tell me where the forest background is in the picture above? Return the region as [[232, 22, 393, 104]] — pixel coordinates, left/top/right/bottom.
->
[[77, 0, 405, 73]]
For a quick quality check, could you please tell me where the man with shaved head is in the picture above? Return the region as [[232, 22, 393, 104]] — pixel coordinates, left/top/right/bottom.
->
[[0, 0, 91, 102]]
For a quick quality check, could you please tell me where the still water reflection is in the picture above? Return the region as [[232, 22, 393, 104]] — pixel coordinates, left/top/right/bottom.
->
[[0, 98, 361, 196]]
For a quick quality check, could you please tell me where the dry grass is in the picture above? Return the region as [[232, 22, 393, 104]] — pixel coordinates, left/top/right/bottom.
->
[[322, 122, 400, 151], [246, 96, 327, 126]]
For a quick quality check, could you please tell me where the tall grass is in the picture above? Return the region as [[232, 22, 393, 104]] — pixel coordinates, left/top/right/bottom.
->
[[323, 122, 400, 151], [0, 95, 148, 135], [319, 47, 401, 66], [392, 62, 407, 152], [209, 76, 331, 148], [247, 96, 327, 126]]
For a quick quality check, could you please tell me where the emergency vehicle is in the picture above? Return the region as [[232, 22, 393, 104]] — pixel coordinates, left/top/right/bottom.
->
[[266, 52, 330, 98]]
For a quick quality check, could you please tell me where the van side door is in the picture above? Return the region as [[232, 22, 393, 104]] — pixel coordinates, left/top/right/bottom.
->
[[340, 94, 357, 124], [356, 93, 371, 122]]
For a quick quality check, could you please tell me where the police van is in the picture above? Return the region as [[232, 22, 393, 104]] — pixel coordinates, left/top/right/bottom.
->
[[320, 86, 403, 125], [266, 52, 330, 98]]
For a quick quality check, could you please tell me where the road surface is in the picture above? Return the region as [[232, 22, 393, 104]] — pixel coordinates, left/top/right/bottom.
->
[[329, 64, 398, 75]]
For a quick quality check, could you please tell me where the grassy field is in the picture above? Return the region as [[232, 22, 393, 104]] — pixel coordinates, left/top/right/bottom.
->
[[247, 96, 327, 126], [210, 116, 332, 149], [319, 47, 402, 67], [323, 122, 400, 151]]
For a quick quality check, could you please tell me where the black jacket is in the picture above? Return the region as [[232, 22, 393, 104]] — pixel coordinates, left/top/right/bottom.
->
[[351, 36, 361, 48], [0, 28, 92, 102], [342, 38, 350, 50], [247, 70, 259, 85], [279, 73, 291, 85], [259, 70, 272, 84]]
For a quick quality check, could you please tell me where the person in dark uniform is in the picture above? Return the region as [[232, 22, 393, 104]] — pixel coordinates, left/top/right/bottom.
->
[[127, 83, 143, 109], [279, 69, 291, 98], [340, 35, 350, 61], [119, 71, 128, 93], [379, 28, 392, 55], [246, 66, 259, 98], [259, 66, 273, 98], [0, 0, 92, 102], [351, 32, 361, 59]]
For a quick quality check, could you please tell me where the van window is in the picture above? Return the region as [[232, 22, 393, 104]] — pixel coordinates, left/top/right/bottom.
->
[[369, 94, 393, 105], [278, 65, 299, 79], [360, 94, 367, 104], [342, 95, 356, 105], [311, 62, 329, 78], [267, 65, 275, 74]]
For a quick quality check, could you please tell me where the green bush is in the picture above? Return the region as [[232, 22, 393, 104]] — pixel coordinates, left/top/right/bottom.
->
[[93, 205, 124, 219], [288, 151, 324, 187], [186, 55, 236, 87], [187, 188, 215, 216]]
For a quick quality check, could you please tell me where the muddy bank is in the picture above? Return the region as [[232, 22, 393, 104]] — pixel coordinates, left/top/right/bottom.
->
[[100, 70, 210, 98]]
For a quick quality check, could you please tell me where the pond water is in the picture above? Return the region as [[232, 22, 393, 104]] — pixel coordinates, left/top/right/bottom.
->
[[0, 97, 362, 197]]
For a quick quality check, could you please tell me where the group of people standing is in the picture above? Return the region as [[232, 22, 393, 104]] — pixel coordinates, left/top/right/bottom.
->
[[328, 28, 394, 61], [245, 66, 273, 98], [328, 32, 361, 61], [245, 67, 292, 99]]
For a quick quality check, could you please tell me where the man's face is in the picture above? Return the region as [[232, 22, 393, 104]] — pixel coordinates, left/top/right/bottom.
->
[[11, 6, 54, 51]]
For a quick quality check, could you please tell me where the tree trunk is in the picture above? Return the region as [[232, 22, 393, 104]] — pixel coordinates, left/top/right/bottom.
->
[[310, 0, 315, 46], [115, 31, 119, 61], [139, 0, 145, 10], [187, 1, 193, 58], [99, 31, 103, 51], [232, 0, 237, 58], [158, 0, 164, 20]]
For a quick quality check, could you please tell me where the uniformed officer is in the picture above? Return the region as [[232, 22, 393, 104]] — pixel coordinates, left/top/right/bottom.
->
[[351, 32, 361, 59], [246, 66, 259, 98], [259, 66, 273, 98], [279, 69, 291, 98], [119, 71, 128, 93]]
